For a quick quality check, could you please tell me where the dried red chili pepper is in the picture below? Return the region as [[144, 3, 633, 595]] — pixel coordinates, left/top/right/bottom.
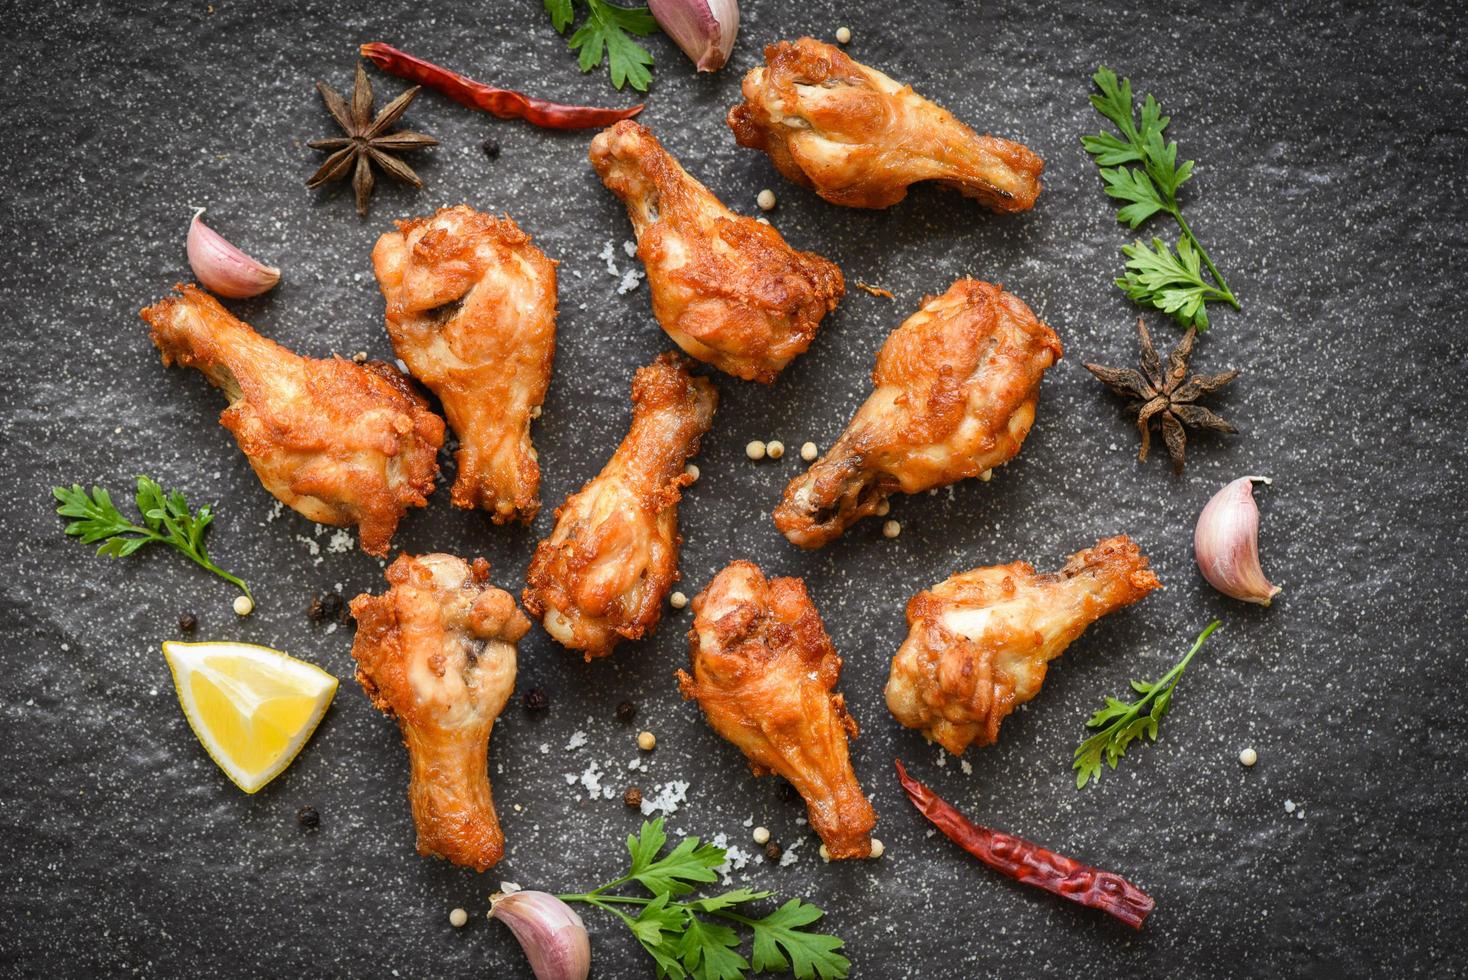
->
[[360, 43, 643, 131], [895, 759, 1155, 930]]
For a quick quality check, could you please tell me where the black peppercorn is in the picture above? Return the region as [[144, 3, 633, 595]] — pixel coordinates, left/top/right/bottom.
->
[[615, 700, 637, 723], [178, 612, 198, 632], [321, 592, 344, 619], [764, 841, 782, 862], [297, 805, 320, 829], [623, 786, 643, 808], [524, 688, 549, 712], [482, 139, 500, 159], [306, 596, 326, 622]]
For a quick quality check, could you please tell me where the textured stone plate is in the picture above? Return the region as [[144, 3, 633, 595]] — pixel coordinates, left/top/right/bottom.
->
[[2, 1, 1464, 977]]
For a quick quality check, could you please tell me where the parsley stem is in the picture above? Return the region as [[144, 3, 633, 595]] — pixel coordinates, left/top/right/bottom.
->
[[1170, 209, 1239, 308]]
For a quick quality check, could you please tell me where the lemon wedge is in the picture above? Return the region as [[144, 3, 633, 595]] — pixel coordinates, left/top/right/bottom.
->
[[162, 640, 338, 794]]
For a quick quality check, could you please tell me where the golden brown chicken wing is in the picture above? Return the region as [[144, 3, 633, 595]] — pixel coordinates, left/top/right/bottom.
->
[[677, 561, 876, 859], [589, 120, 844, 383], [372, 206, 557, 523], [728, 38, 1044, 212], [774, 278, 1061, 549], [142, 284, 443, 557], [886, 536, 1161, 756], [350, 553, 530, 871], [523, 352, 716, 659]]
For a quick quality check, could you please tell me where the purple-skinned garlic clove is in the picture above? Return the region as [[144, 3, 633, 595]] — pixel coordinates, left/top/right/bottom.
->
[[649, 0, 739, 72], [488, 889, 590, 980], [1194, 476, 1281, 606], [186, 208, 280, 298]]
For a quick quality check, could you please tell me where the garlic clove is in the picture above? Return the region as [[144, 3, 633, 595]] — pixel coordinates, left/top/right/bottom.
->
[[186, 208, 281, 299], [488, 890, 590, 980], [1194, 475, 1281, 606], [648, 0, 739, 72]]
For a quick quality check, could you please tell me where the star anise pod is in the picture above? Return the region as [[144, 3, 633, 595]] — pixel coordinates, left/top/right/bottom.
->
[[1084, 319, 1239, 474], [307, 63, 437, 217]]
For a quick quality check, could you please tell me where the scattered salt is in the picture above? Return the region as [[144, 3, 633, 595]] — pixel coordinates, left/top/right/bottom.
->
[[539, 743, 550, 755], [622, 240, 637, 257], [565, 730, 588, 751], [617, 268, 644, 294], [779, 838, 803, 867], [960, 759, 973, 775], [599, 241, 619, 277], [640, 780, 690, 817], [326, 529, 354, 553]]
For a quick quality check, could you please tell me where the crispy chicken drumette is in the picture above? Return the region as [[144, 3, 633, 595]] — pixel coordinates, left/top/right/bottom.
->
[[350, 553, 530, 871], [523, 353, 716, 659], [142, 284, 443, 557], [678, 561, 876, 859], [373, 205, 557, 522], [773, 278, 1061, 549], [886, 536, 1161, 756], [728, 38, 1044, 212], [589, 120, 844, 383]]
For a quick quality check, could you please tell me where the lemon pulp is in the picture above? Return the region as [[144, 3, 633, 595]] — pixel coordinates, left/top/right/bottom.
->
[[162, 640, 337, 794]]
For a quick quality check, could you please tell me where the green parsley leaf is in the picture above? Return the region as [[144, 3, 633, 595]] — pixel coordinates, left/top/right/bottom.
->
[[747, 899, 850, 980], [559, 818, 849, 979], [542, 0, 574, 32], [1082, 67, 1238, 328], [1073, 620, 1221, 788], [677, 914, 748, 980], [54, 478, 251, 598], [547, 0, 657, 92]]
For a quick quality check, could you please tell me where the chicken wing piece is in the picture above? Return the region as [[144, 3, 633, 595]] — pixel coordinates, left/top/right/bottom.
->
[[372, 206, 557, 523], [523, 353, 716, 659], [677, 561, 876, 859], [886, 536, 1161, 756], [728, 38, 1044, 212], [589, 120, 844, 383], [350, 553, 530, 871], [142, 284, 443, 557], [774, 278, 1061, 549]]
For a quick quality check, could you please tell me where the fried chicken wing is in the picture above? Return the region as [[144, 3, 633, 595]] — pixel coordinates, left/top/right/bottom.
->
[[142, 284, 443, 557], [677, 561, 876, 859], [728, 38, 1044, 212], [349, 553, 530, 871], [886, 536, 1161, 756], [589, 120, 843, 383], [774, 278, 1061, 548], [523, 353, 716, 659], [372, 206, 557, 523]]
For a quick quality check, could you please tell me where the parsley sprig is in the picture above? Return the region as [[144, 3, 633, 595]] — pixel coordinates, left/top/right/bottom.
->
[[1073, 620, 1220, 788], [53, 477, 251, 599], [544, 0, 657, 92], [1082, 67, 1239, 329], [557, 818, 849, 979]]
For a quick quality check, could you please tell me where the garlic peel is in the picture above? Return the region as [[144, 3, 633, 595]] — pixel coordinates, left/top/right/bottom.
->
[[649, 0, 739, 72], [186, 208, 280, 299], [488, 890, 590, 980], [1194, 475, 1281, 606]]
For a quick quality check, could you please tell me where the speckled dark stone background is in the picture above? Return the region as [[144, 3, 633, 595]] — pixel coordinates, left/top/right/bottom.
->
[[3, 1, 1465, 977]]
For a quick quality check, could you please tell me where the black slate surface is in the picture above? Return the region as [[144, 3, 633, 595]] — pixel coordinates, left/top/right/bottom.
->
[[4, 1, 1466, 977]]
